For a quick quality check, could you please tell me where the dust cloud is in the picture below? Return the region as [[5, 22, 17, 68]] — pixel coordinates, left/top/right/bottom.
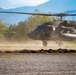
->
[[0, 40, 76, 51]]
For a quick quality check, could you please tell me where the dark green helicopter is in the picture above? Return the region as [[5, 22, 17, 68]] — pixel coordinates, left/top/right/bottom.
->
[[0, 11, 76, 46]]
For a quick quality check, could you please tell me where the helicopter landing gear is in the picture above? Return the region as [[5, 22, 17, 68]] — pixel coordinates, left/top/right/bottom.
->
[[55, 39, 63, 47], [42, 40, 47, 46]]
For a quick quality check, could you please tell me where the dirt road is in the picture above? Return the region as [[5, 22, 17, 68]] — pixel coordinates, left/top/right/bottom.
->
[[0, 53, 76, 75]]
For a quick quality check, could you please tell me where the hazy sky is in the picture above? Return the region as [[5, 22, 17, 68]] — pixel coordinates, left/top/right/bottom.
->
[[50, 0, 76, 12], [0, 0, 76, 13], [0, 0, 49, 9], [0, 0, 76, 21]]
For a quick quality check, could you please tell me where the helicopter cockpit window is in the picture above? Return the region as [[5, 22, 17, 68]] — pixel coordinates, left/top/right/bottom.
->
[[32, 24, 41, 31]]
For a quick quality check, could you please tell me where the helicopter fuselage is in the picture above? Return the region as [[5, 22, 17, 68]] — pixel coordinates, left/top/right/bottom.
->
[[27, 20, 76, 46]]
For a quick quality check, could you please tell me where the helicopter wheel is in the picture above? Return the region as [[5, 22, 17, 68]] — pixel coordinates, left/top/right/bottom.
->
[[42, 40, 47, 46]]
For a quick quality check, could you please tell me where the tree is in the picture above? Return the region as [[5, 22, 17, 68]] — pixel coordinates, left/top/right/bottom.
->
[[11, 21, 30, 42], [26, 13, 51, 31], [0, 20, 7, 41], [4, 24, 17, 40]]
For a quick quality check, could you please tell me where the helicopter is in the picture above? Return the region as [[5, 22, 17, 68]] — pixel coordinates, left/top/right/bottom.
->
[[0, 11, 76, 46]]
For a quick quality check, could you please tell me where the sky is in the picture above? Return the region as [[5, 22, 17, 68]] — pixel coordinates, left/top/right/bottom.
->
[[0, 0, 76, 12], [47, 0, 76, 20], [0, 0, 76, 22], [50, 0, 76, 13], [0, 0, 49, 9], [0, 0, 76, 11]]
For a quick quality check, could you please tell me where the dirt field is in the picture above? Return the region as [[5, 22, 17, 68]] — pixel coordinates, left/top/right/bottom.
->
[[0, 41, 76, 75], [0, 53, 76, 75]]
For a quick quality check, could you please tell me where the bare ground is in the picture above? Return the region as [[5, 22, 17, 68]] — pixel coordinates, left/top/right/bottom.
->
[[0, 41, 76, 75], [0, 53, 76, 75]]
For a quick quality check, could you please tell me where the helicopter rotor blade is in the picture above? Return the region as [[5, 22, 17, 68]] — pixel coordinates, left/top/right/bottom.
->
[[0, 11, 76, 16], [0, 11, 53, 16]]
